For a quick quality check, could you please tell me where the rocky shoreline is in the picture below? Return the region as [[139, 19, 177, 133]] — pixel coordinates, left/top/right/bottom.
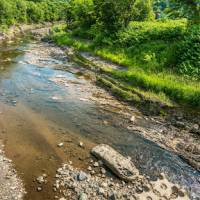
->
[[60, 45, 200, 173], [0, 22, 55, 43], [0, 29, 199, 200], [0, 141, 25, 200], [33, 144, 188, 200]]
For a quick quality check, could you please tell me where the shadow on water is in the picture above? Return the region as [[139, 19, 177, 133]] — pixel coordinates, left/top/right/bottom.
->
[[0, 36, 200, 199]]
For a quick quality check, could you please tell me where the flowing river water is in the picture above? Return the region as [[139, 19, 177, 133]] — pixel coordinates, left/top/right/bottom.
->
[[0, 36, 200, 200]]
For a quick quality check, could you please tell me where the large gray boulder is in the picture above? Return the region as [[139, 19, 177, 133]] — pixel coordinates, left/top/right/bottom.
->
[[91, 144, 139, 181]]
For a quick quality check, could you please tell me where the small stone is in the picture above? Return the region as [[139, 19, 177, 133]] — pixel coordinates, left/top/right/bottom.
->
[[79, 193, 88, 200], [37, 187, 42, 192], [101, 168, 106, 174], [97, 187, 105, 195], [79, 142, 84, 147], [93, 162, 99, 167], [190, 124, 200, 134], [101, 182, 108, 188], [36, 176, 45, 184], [77, 171, 88, 181], [43, 174, 47, 178], [103, 120, 108, 125], [57, 143, 64, 147], [88, 166, 92, 171], [175, 121, 185, 128], [98, 160, 103, 166], [90, 170, 95, 175], [130, 116, 135, 122], [109, 192, 117, 200]]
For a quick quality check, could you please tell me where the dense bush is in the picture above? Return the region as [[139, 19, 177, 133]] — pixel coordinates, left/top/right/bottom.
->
[[66, 0, 95, 29], [175, 25, 200, 79], [0, 0, 67, 27], [93, 0, 155, 34], [116, 19, 187, 47]]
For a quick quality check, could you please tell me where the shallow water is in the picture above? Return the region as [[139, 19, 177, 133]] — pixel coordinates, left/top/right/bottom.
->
[[0, 37, 200, 200]]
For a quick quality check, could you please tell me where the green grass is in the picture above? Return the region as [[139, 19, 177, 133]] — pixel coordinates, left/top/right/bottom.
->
[[50, 22, 200, 108]]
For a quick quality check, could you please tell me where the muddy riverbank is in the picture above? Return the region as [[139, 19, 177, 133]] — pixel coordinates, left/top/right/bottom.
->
[[0, 35, 200, 200]]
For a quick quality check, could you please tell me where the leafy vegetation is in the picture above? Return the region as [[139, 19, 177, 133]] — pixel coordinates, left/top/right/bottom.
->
[[0, 0, 67, 26], [0, 0, 200, 108], [50, 22, 200, 107], [49, 0, 200, 107]]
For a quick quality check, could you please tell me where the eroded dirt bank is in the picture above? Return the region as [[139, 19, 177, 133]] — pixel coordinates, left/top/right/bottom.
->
[[0, 36, 200, 200]]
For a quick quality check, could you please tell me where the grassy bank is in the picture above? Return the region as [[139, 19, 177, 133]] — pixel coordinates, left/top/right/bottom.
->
[[50, 21, 200, 108]]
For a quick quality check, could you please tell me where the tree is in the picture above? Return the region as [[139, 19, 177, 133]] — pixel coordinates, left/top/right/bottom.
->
[[93, 0, 155, 34], [169, 0, 200, 23], [93, 0, 137, 33]]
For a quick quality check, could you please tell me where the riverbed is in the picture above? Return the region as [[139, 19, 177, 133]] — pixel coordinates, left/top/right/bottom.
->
[[0, 36, 200, 200]]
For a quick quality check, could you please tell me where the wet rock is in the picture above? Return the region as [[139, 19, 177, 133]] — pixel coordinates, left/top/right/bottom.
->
[[91, 144, 139, 181]]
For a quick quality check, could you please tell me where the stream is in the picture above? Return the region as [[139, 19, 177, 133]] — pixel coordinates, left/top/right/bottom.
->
[[0, 36, 200, 200]]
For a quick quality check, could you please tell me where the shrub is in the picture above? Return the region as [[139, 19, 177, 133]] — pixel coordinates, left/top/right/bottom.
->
[[0, 0, 68, 27], [175, 25, 200, 79], [116, 19, 187, 47]]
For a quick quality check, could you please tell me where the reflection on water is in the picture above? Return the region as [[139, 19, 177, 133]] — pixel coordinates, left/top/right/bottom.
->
[[0, 37, 200, 199]]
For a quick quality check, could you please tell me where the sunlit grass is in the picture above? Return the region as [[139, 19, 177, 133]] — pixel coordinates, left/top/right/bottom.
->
[[50, 23, 200, 107]]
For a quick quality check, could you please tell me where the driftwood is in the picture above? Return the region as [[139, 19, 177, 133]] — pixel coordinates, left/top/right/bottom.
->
[[91, 144, 139, 181]]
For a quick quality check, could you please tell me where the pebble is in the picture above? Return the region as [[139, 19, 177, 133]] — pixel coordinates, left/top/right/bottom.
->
[[57, 143, 64, 147], [52, 162, 188, 200], [79, 193, 88, 200], [190, 124, 200, 134], [175, 121, 185, 128], [93, 162, 99, 167], [101, 168, 106, 174], [101, 182, 108, 188], [37, 187, 42, 192], [36, 176, 45, 184], [130, 116, 135, 122], [88, 166, 92, 171], [79, 142, 84, 147], [77, 171, 88, 181], [109, 192, 117, 200], [97, 187, 105, 195]]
